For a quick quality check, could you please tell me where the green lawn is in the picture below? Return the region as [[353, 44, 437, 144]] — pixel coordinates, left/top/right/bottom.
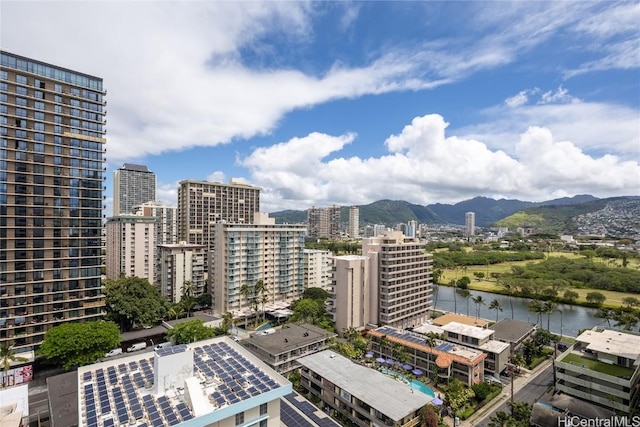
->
[[561, 353, 635, 377]]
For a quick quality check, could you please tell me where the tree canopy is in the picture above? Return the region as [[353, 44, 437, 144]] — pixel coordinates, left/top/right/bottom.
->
[[302, 287, 330, 301], [166, 320, 217, 345], [104, 276, 169, 331], [37, 321, 121, 370]]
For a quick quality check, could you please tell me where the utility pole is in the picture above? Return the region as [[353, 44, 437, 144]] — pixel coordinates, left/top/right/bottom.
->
[[506, 361, 515, 413]]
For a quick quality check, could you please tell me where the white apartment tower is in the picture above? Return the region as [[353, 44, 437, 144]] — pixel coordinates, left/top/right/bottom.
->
[[362, 232, 433, 328], [211, 213, 306, 316], [158, 242, 206, 303], [328, 255, 373, 334], [465, 211, 476, 237], [106, 214, 156, 283], [177, 179, 260, 260], [303, 249, 332, 290], [348, 206, 359, 238], [135, 201, 178, 285], [113, 163, 156, 215]]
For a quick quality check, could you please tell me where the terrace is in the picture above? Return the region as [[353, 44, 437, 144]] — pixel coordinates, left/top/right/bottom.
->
[[561, 353, 635, 378]]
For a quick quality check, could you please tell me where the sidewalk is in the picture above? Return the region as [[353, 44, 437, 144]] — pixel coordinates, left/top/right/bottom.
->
[[443, 358, 554, 427]]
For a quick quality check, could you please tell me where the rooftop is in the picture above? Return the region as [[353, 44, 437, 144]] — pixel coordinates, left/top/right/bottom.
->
[[413, 323, 445, 336], [297, 350, 432, 422], [47, 371, 78, 427], [576, 328, 640, 362], [243, 323, 336, 355], [441, 321, 495, 340], [560, 353, 635, 378], [432, 313, 490, 328], [76, 337, 290, 427], [479, 339, 511, 354], [120, 164, 151, 172], [490, 318, 537, 344]]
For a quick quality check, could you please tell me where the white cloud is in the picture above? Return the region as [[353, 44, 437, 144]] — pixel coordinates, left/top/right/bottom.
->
[[505, 90, 533, 108], [206, 172, 226, 183], [157, 182, 179, 206], [242, 114, 639, 211]]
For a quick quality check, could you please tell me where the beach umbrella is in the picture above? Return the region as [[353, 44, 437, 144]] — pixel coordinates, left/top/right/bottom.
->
[[365, 352, 374, 358], [386, 358, 394, 364], [412, 368, 423, 376], [403, 364, 413, 370], [431, 397, 444, 406], [376, 357, 386, 363]]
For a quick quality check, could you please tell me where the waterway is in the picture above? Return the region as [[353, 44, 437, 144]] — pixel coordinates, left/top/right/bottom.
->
[[432, 285, 607, 338]]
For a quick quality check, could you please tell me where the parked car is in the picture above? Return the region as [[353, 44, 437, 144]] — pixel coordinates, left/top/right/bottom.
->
[[127, 342, 147, 352], [104, 348, 122, 358], [154, 342, 172, 351]]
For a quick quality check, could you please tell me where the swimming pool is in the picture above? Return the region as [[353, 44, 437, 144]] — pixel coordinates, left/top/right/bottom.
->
[[379, 369, 436, 398], [255, 322, 273, 331]]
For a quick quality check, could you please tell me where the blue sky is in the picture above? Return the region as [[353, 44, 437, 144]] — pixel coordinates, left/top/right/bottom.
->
[[2, 1, 639, 213]]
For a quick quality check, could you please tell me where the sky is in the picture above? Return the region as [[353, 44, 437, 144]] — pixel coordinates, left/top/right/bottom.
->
[[2, 1, 639, 213]]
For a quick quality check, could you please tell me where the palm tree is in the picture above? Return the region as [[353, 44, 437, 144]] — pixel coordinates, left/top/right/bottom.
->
[[528, 300, 545, 327], [503, 281, 515, 319], [489, 299, 503, 322], [472, 295, 486, 319], [239, 283, 252, 328], [221, 311, 233, 335], [424, 332, 438, 383], [543, 301, 556, 331], [378, 335, 390, 357], [168, 305, 185, 320], [449, 279, 457, 314], [0, 344, 27, 373], [460, 289, 471, 316], [254, 280, 268, 322], [180, 280, 196, 300], [596, 308, 615, 328], [258, 294, 269, 323]]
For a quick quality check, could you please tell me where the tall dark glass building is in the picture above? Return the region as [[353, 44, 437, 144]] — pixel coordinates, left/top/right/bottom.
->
[[0, 51, 106, 351]]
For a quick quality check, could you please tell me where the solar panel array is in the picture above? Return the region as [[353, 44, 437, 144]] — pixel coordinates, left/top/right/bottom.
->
[[194, 341, 281, 408], [81, 341, 280, 427], [377, 326, 426, 346], [282, 392, 341, 427], [156, 344, 188, 358], [436, 343, 454, 352]]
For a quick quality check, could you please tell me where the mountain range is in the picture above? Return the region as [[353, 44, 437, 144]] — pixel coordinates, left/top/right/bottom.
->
[[271, 195, 640, 236]]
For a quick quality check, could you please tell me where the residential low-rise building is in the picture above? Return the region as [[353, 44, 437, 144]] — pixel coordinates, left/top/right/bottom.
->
[[242, 324, 336, 374], [490, 318, 537, 354], [298, 350, 432, 427], [555, 328, 640, 414], [367, 326, 486, 387]]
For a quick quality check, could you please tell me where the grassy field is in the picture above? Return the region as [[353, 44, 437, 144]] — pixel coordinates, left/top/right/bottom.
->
[[440, 252, 640, 309]]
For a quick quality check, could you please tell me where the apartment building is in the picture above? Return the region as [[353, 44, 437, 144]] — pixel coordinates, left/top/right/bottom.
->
[[363, 232, 433, 329], [368, 326, 486, 387], [0, 51, 106, 350], [328, 255, 374, 334], [348, 206, 359, 238], [465, 212, 475, 237], [105, 214, 156, 283], [307, 205, 341, 239], [113, 163, 156, 215], [158, 242, 205, 303], [242, 323, 336, 374], [555, 327, 640, 414], [302, 249, 332, 291], [298, 350, 432, 427], [211, 213, 306, 317], [135, 200, 178, 285], [177, 179, 260, 273]]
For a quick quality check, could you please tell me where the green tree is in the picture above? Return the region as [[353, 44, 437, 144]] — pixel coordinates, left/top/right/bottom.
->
[[221, 312, 233, 335], [104, 276, 168, 331], [302, 287, 330, 300], [563, 290, 579, 303], [443, 378, 475, 415], [0, 344, 28, 372], [419, 404, 439, 427], [166, 320, 217, 344], [528, 300, 545, 328], [289, 299, 327, 325], [460, 289, 471, 316], [622, 296, 640, 308], [543, 301, 556, 331], [488, 401, 532, 427], [614, 312, 639, 331], [424, 332, 439, 382], [457, 276, 471, 290], [180, 280, 196, 300], [254, 280, 268, 322], [239, 283, 252, 328], [596, 308, 615, 328], [489, 299, 503, 322], [37, 321, 121, 370], [168, 304, 185, 320], [472, 295, 486, 319], [586, 291, 606, 306]]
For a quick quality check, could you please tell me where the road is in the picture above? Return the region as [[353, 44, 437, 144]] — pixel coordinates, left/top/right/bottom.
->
[[473, 364, 554, 427]]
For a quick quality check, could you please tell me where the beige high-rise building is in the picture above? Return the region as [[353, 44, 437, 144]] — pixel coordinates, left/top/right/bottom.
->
[[0, 51, 106, 350], [465, 211, 476, 237], [135, 200, 177, 285], [211, 213, 306, 317], [177, 179, 260, 263], [307, 205, 341, 239], [363, 231, 433, 328], [302, 249, 332, 290], [106, 214, 156, 283], [328, 255, 373, 334], [113, 163, 156, 215], [158, 242, 205, 303], [348, 206, 359, 238]]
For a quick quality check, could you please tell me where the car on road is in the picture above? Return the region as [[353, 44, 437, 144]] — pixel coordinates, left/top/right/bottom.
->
[[127, 342, 147, 352]]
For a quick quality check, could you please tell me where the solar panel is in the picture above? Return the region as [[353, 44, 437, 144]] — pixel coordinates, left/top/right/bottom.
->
[[283, 392, 341, 427]]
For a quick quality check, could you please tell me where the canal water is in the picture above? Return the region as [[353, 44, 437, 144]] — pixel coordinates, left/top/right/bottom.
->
[[432, 285, 607, 338]]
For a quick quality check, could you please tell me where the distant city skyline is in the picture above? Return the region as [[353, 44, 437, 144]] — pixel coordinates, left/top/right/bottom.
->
[[3, 2, 638, 213]]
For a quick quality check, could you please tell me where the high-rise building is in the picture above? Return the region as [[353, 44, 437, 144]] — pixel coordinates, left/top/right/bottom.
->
[[302, 249, 332, 290], [113, 163, 156, 215], [328, 255, 372, 334], [211, 213, 306, 317], [177, 179, 260, 256], [465, 211, 475, 237], [348, 206, 359, 238], [0, 51, 106, 350], [407, 220, 418, 238], [158, 242, 205, 303], [135, 200, 177, 284], [307, 205, 341, 239], [362, 231, 433, 328], [105, 214, 156, 283]]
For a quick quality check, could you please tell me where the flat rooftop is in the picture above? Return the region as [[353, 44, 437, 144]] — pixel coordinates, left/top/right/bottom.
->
[[441, 322, 495, 340], [244, 323, 336, 355], [76, 337, 290, 427], [298, 350, 432, 422], [490, 318, 536, 344], [432, 313, 490, 328], [576, 328, 640, 362], [413, 323, 445, 335], [479, 340, 511, 354]]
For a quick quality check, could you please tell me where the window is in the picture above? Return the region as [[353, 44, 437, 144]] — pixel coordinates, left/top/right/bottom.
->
[[15, 86, 27, 95], [35, 101, 45, 110], [34, 90, 44, 99], [235, 412, 244, 425], [15, 97, 27, 106], [15, 75, 27, 85], [259, 421, 267, 427], [260, 403, 268, 415]]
